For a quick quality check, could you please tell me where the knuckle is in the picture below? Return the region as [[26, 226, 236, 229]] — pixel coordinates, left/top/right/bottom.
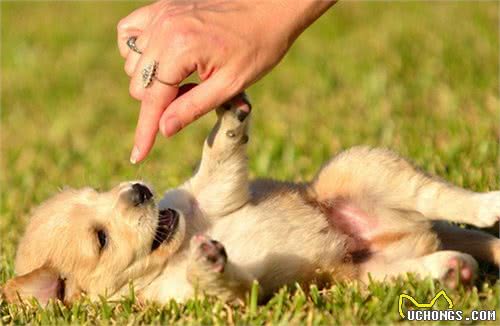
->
[[170, 33, 188, 51], [158, 17, 173, 31], [129, 81, 143, 100], [141, 90, 156, 106], [168, 29, 196, 53], [124, 62, 134, 76], [117, 18, 129, 34]]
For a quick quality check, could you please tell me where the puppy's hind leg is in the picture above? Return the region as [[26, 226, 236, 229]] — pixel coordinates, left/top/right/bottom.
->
[[361, 251, 478, 288], [432, 221, 500, 266], [311, 146, 500, 227], [183, 94, 252, 217]]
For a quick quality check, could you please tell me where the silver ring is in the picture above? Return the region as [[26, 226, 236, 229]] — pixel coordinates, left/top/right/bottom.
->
[[141, 61, 178, 88], [127, 36, 143, 55], [141, 61, 157, 88]]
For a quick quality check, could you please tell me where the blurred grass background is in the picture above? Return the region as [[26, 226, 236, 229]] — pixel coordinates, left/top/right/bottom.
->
[[1, 1, 499, 324]]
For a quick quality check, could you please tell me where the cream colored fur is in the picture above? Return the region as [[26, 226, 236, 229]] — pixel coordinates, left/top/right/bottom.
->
[[3, 95, 500, 305]]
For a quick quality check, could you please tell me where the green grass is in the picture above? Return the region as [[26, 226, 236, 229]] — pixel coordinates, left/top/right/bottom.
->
[[1, 1, 499, 324]]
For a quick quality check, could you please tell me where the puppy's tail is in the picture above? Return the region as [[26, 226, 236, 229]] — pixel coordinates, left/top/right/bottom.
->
[[432, 221, 500, 266]]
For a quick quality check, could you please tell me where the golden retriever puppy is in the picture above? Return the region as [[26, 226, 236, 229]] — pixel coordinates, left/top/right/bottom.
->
[[3, 95, 500, 304]]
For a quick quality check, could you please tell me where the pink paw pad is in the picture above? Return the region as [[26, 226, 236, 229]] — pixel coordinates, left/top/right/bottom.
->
[[195, 236, 227, 273], [443, 257, 475, 288]]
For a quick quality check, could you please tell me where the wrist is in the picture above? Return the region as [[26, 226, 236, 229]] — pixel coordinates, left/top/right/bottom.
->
[[280, 0, 337, 41]]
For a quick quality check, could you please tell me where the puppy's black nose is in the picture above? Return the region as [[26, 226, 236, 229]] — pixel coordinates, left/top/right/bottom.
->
[[130, 183, 153, 206]]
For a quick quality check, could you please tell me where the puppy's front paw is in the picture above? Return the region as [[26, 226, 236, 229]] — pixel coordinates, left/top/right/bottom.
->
[[215, 93, 251, 143], [476, 191, 500, 227], [190, 234, 227, 273]]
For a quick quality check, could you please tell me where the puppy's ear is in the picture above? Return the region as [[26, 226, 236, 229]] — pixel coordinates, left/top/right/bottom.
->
[[2, 266, 65, 305]]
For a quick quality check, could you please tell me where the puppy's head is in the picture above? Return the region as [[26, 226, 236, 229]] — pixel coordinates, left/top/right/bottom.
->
[[2, 182, 185, 305]]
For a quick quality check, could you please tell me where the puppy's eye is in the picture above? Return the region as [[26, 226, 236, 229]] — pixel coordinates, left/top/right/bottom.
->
[[96, 229, 107, 250]]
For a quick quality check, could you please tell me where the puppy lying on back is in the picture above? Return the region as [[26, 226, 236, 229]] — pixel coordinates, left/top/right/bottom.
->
[[3, 95, 500, 304]]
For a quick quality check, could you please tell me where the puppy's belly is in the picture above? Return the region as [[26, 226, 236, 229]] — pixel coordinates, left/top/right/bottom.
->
[[208, 204, 349, 292], [320, 200, 377, 261]]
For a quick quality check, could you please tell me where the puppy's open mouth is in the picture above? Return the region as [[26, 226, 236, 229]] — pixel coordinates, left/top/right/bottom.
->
[[151, 208, 179, 251]]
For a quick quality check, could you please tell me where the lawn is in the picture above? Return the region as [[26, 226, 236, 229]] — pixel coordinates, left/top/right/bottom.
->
[[1, 1, 499, 324]]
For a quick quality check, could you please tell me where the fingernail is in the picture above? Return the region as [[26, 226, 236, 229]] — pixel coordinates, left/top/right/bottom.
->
[[162, 117, 182, 137], [130, 146, 140, 164]]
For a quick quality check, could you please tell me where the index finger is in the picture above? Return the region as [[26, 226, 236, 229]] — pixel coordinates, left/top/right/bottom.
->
[[130, 82, 179, 164]]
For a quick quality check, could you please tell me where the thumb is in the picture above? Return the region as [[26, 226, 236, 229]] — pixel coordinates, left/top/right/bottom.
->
[[159, 74, 242, 137]]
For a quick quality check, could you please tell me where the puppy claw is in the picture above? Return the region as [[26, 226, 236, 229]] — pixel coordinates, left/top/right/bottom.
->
[[235, 107, 250, 122], [217, 93, 251, 130]]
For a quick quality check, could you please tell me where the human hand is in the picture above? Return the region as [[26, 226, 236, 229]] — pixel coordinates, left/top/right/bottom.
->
[[118, 0, 335, 163]]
